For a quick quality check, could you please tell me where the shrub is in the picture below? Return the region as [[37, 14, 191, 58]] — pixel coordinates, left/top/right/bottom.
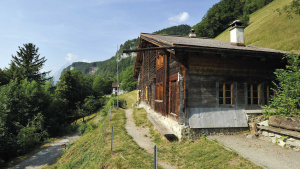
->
[[263, 53, 300, 118]]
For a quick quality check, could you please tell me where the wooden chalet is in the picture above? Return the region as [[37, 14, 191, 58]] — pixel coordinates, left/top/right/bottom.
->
[[129, 21, 286, 131]]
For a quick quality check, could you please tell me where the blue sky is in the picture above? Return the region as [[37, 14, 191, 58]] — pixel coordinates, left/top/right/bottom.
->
[[0, 0, 220, 76]]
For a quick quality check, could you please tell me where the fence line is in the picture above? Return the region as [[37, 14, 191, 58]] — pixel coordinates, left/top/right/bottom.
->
[[96, 109, 202, 169]]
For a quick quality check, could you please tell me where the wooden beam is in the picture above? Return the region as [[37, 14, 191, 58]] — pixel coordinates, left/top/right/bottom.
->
[[123, 47, 174, 53], [124, 46, 284, 58]]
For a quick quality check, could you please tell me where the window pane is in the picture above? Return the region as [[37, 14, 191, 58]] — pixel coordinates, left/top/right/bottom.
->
[[219, 98, 223, 104], [219, 91, 223, 97], [248, 98, 251, 104], [253, 85, 257, 91], [253, 91, 258, 97], [219, 83, 223, 89], [247, 85, 251, 91], [253, 98, 258, 104], [247, 91, 251, 98], [225, 98, 231, 104], [225, 91, 231, 97], [225, 84, 231, 90]]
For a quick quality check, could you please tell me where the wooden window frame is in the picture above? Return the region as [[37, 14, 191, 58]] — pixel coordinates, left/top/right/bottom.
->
[[264, 85, 275, 105], [247, 84, 261, 105], [219, 82, 234, 105], [155, 84, 163, 101]]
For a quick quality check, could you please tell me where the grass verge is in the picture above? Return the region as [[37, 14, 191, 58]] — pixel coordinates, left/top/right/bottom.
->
[[123, 91, 260, 169], [48, 90, 259, 168], [50, 95, 157, 169]]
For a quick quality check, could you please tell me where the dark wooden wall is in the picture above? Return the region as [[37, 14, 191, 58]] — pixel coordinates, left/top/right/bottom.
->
[[186, 51, 284, 109]]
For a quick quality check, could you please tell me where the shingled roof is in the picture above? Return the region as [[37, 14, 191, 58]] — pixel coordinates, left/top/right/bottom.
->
[[133, 33, 287, 78], [140, 33, 287, 54]]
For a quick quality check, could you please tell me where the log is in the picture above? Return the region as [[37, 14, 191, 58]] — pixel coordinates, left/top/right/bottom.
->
[[249, 122, 258, 134], [269, 116, 300, 132]]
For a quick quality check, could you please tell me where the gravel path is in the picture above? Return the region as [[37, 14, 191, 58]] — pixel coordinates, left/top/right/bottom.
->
[[209, 134, 300, 169], [125, 109, 176, 169], [12, 132, 80, 169]]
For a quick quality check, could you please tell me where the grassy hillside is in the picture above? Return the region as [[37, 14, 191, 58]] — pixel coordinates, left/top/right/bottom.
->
[[215, 0, 300, 53]]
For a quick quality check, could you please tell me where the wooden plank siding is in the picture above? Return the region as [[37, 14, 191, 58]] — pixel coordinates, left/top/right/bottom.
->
[[186, 51, 283, 110]]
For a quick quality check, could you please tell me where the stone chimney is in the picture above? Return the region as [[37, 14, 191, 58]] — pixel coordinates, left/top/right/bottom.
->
[[229, 20, 245, 46], [189, 29, 196, 38]]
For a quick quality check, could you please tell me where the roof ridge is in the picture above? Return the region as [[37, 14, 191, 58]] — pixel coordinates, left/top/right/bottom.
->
[[141, 32, 212, 39]]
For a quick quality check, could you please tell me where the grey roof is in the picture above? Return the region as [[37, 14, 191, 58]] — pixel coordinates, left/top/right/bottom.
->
[[141, 33, 287, 54]]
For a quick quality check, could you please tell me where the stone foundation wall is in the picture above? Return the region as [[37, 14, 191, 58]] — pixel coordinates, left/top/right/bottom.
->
[[139, 102, 186, 139], [139, 102, 250, 140], [182, 128, 249, 140], [247, 113, 267, 123], [259, 130, 300, 151]]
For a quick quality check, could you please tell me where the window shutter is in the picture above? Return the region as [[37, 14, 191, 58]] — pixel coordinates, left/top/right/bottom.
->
[[261, 83, 264, 106], [234, 82, 238, 107], [244, 83, 248, 106], [216, 82, 219, 107]]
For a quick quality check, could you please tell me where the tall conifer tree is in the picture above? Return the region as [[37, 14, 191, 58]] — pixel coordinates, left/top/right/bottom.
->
[[12, 43, 51, 83]]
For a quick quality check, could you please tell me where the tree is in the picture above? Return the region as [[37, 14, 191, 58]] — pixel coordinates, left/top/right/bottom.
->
[[12, 43, 51, 83], [120, 65, 136, 91], [276, 0, 300, 18], [263, 53, 300, 118], [55, 70, 87, 122]]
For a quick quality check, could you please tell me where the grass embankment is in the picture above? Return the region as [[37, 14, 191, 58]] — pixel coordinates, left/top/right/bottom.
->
[[49, 90, 259, 168], [215, 0, 300, 53], [130, 95, 258, 168], [50, 95, 155, 169]]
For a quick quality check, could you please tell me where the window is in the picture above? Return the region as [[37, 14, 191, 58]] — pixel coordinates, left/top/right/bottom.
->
[[156, 84, 163, 100], [247, 84, 261, 105], [219, 83, 234, 105], [156, 54, 164, 69], [263, 85, 275, 105]]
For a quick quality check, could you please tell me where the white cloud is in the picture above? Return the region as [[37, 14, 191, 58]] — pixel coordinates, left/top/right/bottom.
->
[[82, 59, 90, 63], [168, 12, 190, 24], [65, 53, 77, 61]]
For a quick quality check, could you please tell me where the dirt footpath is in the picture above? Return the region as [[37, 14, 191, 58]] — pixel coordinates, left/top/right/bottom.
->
[[125, 109, 175, 169], [12, 132, 80, 169], [209, 134, 300, 169]]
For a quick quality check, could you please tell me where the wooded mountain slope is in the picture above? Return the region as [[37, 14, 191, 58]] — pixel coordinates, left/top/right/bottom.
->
[[215, 0, 300, 53], [62, 24, 192, 77]]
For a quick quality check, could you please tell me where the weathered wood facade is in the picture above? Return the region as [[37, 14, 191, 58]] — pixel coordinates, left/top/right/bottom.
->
[[133, 33, 286, 129]]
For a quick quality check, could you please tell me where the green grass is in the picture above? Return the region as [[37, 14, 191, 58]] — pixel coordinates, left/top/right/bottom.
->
[[50, 95, 156, 169], [131, 101, 259, 169], [48, 90, 259, 168], [215, 0, 300, 53]]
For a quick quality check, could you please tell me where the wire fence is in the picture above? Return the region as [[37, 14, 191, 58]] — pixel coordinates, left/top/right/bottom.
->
[[97, 106, 202, 169]]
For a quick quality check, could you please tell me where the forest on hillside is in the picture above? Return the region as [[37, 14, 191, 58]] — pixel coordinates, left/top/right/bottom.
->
[[192, 0, 274, 38], [63, 24, 193, 91]]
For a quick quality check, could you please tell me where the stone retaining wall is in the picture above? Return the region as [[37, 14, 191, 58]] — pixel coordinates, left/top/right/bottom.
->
[[182, 128, 249, 140], [259, 130, 300, 151], [139, 102, 249, 140], [139, 102, 186, 139]]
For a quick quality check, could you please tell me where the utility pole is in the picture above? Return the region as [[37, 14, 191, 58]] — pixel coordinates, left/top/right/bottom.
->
[[117, 44, 119, 108]]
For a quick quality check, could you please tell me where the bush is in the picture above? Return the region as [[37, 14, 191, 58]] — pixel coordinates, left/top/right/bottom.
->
[[78, 122, 97, 135], [263, 53, 300, 118]]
